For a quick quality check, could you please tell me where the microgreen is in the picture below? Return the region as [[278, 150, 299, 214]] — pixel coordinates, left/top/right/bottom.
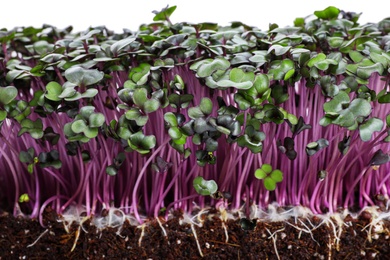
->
[[193, 176, 218, 196], [255, 164, 284, 191], [0, 5, 390, 226]]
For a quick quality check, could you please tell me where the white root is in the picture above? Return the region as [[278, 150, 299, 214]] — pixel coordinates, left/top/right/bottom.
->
[[361, 207, 390, 243], [70, 226, 80, 252], [284, 219, 319, 245], [138, 224, 146, 247], [327, 235, 332, 260], [191, 223, 203, 258], [218, 207, 229, 243], [222, 222, 229, 243], [266, 227, 285, 260], [156, 217, 169, 244], [27, 229, 49, 248]]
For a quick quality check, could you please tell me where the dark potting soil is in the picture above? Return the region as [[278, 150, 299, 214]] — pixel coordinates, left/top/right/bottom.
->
[[1, 207, 389, 259]]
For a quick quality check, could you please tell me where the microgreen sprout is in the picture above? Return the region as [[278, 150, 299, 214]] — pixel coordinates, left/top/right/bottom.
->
[[255, 164, 284, 191], [0, 5, 390, 230], [193, 176, 218, 196]]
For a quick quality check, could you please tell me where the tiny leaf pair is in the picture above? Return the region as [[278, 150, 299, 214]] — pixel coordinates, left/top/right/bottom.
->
[[255, 164, 283, 191]]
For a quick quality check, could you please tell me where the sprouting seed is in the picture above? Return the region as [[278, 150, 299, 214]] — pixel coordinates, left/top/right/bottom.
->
[[211, 191, 232, 200], [19, 193, 30, 203], [318, 170, 327, 181]]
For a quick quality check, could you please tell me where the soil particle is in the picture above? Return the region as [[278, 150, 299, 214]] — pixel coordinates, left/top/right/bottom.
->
[[1, 208, 389, 259]]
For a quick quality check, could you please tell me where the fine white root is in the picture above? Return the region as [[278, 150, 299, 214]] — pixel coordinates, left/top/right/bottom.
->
[[191, 223, 203, 258], [222, 222, 229, 243], [298, 218, 319, 245], [218, 207, 229, 243], [327, 235, 332, 260], [70, 226, 80, 252], [266, 227, 285, 260], [27, 229, 49, 248], [284, 219, 319, 245], [180, 208, 208, 228], [138, 224, 146, 247], [361, 208, 390, 243], [156, 217, 169, 244]]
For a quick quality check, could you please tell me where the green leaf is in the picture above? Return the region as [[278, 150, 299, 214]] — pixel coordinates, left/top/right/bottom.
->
[[356, 63, 384, 79], [193, 176, 218, 196], [106, 165, 118, 176], [129, 63, 151, 85], [270, 169, 283, 182], [323, 91, 350, 113], [328, 37, 344, 48], [378, 92, 390, 103], [153, 5, 177, 22], [80, 88, 99, 99], [294, 17, 305, 26], [314, 6, 340, 20], [255, 168, 266, 179], [234, 93, 252, 110], [205, 138, 218, 152], [306, 138, 329, 156], [264, 177, 276, 191], [65, 66, 104, 86], [195, 57, 230, 78], [349, 51, 365, 63], [173, 133, 187, 145], [0, 110, 7, 121], [163, 112, 178, 127], [88, 113, 105, 128], [252, 74, 270, 96], [188, 107, 204, 119], [71, 119, 87, 134], [268, 59, 295, 80], [144, 99, 160, 113], [307, 53, 326, 67], [230, 68, 254, 83], [334, 98, 371, 127], [0, 86, 18, 105], [168, 126, 182, 140], [125, 108, 141, 120], [18, 118, 44, 139], [199, 97, 213, 115], [261, 164, 273, 174], [217, 68, 254, 89], [58, 85, 77, 99], [19, 193, 30, 203], [27, 164, 34, 174], [133, 88, 148, 108], [268, 45, 291, 56], [110, 37, 136, 55], [45, 82, 62, 101], [135, 116, 149, 126], [386, 114, 390, 127], [83, 127, 98, 139], [19, 150, 34, 163], [287, 114, 298, 125], [80, 106, 96, 119], [359, 118, 384, 142]]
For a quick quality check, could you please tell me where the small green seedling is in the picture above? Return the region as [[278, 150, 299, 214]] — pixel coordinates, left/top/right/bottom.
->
[[193, 176, 218, 196], [255, 164, 283, 191], [19, 193, 30, 203]]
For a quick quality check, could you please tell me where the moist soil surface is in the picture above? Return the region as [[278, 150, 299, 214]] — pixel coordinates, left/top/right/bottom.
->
[[1, 207, 390, 259]]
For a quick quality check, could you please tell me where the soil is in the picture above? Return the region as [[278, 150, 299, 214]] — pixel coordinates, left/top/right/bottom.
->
[[1, 207, 390, 260]]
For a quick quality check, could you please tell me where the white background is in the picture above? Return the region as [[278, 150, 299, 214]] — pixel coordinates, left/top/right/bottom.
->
[[2, 1, 389, 33]]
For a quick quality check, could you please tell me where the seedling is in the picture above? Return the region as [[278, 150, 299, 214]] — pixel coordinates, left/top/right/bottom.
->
[[0, 6, 389, 245], [255, 164, 284, 191]]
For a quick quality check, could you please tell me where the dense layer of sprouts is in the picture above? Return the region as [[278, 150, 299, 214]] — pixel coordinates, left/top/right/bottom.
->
[[1, 65, 389, 224], [1, 6, 390, 226]]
